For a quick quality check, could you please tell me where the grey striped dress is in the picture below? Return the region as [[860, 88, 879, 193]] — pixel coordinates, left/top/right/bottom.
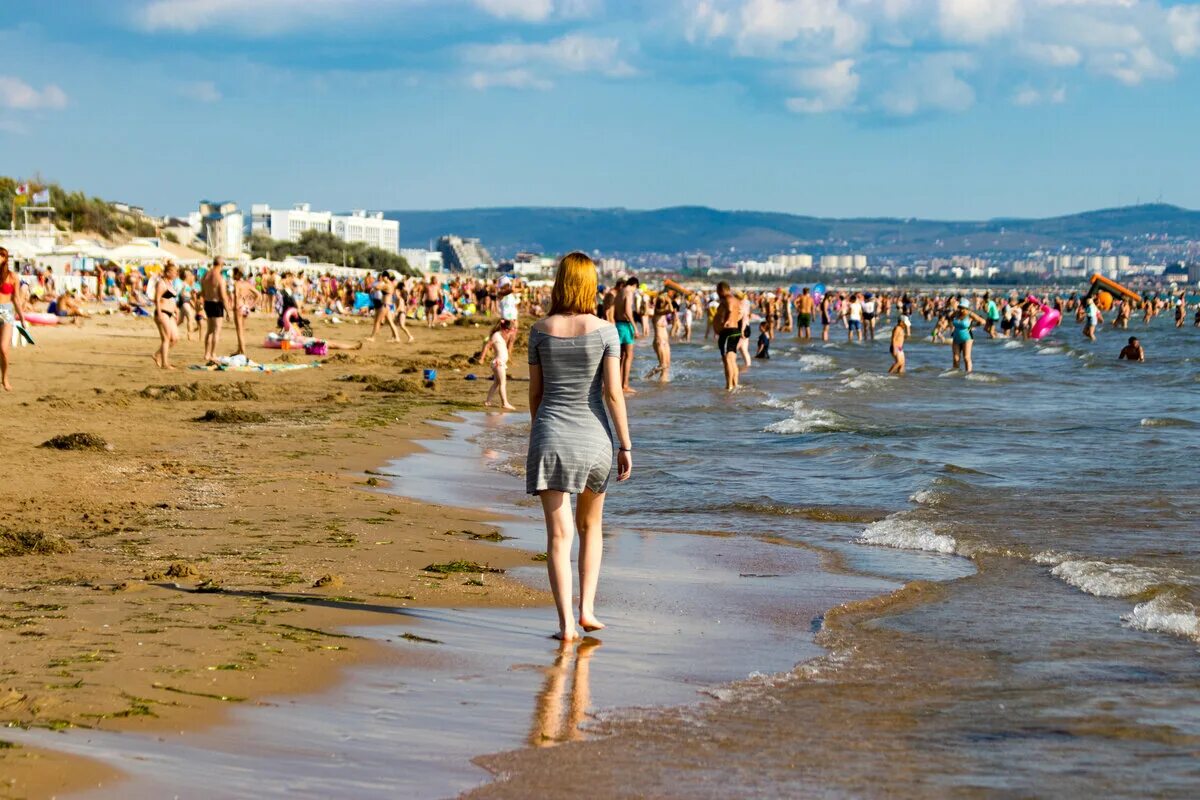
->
[[526, 325, 620, 495]]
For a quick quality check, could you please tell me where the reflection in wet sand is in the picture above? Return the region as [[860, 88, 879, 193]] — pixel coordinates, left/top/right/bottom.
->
[[530, 638, 601, 747]]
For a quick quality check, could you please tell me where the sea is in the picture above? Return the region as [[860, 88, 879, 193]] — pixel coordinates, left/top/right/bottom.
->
[[466, 312, 1200, 798]]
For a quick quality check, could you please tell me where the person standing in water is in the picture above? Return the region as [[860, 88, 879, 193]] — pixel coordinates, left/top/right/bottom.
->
[[1119, 336, 1145, 362], [200, 257, 232, 364], [795, 287, 814, 341], [614, 276, 638, 394], [712, 281, 742, 392], [526, 252, 632, 642], [951, 300, 975, 374], [645, 290, 672, 383], [1083, 295, 1102, 341], [888, 315, 910, 374]]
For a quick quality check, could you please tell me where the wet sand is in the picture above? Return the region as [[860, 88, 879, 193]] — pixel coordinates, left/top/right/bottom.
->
[[0, 313, 545, 797], [8, 413, 896, 798]]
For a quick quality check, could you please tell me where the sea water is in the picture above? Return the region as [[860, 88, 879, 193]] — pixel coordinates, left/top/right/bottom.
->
[[468, 316, 1200, 798]]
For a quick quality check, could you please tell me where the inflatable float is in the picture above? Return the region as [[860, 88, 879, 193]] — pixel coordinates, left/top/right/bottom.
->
[[663, 279, 691, 295], [1086, 274, 1140, 304], [23, 312, 60, 326], [1027, 295, 1061, 340]]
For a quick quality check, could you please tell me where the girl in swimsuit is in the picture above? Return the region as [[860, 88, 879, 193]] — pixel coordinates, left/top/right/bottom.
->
[[154, 262, 181, 370], [951, 303, 975, 374]]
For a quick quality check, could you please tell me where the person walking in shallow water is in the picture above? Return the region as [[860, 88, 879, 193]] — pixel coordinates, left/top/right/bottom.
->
[[527, 252, 633, 642]]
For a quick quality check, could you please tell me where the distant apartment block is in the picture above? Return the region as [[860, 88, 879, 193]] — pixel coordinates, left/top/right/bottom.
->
[[438, 235, 495, 273], [682, 253, 712, 271], [252, 203, 399, 253], [400, 248, 444, 274], [198, 200, 244, 259]]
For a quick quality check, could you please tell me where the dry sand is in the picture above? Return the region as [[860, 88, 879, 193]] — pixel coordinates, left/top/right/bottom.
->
[[0, 310, 545, 798]]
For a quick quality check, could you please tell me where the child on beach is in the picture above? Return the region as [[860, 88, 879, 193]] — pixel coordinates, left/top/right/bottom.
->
[[481, 319, 516, 410]]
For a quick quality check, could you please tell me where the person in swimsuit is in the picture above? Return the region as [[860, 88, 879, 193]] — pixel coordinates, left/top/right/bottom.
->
[[366, 271, 404, 343], [712, 281, 742, 392], [0, 247, 27, 391], [423, 276, 442, 328], [1082, 296, 1102, 341], [480, 319, 517, 410], [153, 262, 181, 369], [951, 301, 975, 374], [178, 269, 200, 341], [526, 252, 632, 642], [1118, 336, 1145, 362], [231, 268, 260, 357], [200, 257, 231, 363], [614, 277, 638, 394], [795, 287, 814, 341], [888, 315, 910, 374]]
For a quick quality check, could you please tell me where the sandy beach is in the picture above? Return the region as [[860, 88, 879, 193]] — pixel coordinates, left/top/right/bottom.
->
[[0, 313, 547, 797]]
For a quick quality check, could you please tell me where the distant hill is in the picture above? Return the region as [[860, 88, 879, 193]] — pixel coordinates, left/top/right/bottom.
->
[[385, 203, 1200, 258]]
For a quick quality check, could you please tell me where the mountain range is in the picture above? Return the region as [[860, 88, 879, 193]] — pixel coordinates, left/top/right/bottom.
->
[[384, 203, 1200, 258]]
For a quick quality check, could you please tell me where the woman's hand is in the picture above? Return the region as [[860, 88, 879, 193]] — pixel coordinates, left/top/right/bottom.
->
[[617, 449, 632, 482]]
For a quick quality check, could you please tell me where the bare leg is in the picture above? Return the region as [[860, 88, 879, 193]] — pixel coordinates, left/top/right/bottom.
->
[[539, 490, 580, 642], [497, 364, 516, 410], [233, 312, 246, 356], [386, 311, 401, 342], [396, 313, 415, 343], [0, 324, 11, 390], [575, 489, 606, 631], [963, 340, 973, 374]]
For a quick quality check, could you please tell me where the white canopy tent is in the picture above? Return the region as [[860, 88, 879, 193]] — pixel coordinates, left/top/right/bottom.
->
[[0, 238, 45, 259]]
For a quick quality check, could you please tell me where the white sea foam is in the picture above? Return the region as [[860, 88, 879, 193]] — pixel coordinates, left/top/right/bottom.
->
[[1122, 595, 1200, 642], [1037, 346, 1066, 355], [1002, 340, 1024, 349], [965, 373, 999, 383], [1140, 417, 1196, 428], [858, 517, 958, 555], [909, 488, 946, 506], [798, 354, 836, 371], [1050, 559, 1164, 598], [838, 367, 859, 376], [937, 369, 961, 378], [764, 406, 846, 434], [841, 373, 894, 391], [761, 395, 802, 411]]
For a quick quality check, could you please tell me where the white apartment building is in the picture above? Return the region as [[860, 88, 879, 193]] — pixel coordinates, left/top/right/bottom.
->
[[400, 249, 444, 274], [198, 200, 244, 259], [333, 210, 399, 254], [252, 203, 400, 254], [768, 254, 813, 270], [738, 259, 789, 276]]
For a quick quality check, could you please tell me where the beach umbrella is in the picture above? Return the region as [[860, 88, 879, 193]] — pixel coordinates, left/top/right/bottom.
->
[[0, 238, 44, 259]]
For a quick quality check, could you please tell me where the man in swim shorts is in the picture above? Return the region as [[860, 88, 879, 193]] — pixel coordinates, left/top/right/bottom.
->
[[615, 276, 638, 394], [888, 315, 910, 374], [712, 281, 742, 392], [795, 287, 814, 341], [200, 257, 231, 364]]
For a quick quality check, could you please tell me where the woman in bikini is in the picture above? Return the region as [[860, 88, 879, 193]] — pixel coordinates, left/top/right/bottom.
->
[[153, 262, 181, 370], [0, 247, 27, 390]]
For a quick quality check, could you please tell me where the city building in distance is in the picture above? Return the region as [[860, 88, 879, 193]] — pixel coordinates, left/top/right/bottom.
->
[[251, 203, 400, 253], [438, 235, 495, 273], [194, 200, 243, 259]]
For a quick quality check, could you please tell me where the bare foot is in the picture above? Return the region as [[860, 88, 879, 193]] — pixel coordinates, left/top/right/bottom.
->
[[623, 387, 637, 396], [552, 629, 581, 642], [2, 381, 10, 392], [152, 353, 162, 368], [579, 616, 606, 632], [502, 403, 517, 411]]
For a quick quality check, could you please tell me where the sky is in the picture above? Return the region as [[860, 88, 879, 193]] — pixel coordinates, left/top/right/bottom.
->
[[2, 0, 1199, 220]]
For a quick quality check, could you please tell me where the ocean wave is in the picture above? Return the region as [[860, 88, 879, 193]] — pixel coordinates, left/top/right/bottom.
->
[[1139, 417, 1196, 428], [840, 373, 895, 391], [1122, 595, 1200, 643], [1002, 340, 1024, 349], [965, 372, 1001, 383], [1050, 559, 1165, 598], [731, 500, 882, 523], [798, 354, 836, 371], [764, 402, 850, 434], [857, 517, 958, 555], [1036, 346, 1066, 355], [838, 367, 859, 376]]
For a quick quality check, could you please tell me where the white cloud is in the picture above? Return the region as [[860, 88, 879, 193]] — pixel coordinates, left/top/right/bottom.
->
[[465, 33, 636, 89], [733, 0, 866, 54], [1021, 42, 1083, 67], [468, 68, 554, 90], [786, 58, 859, 112], [472, 0, 554, 22], [878, 52, 976, 116], [1168, 6, 1200, 56], [938, 0, 1023, 43], [1012, 84, 1066, 105], [178, 80, 222, 103], [1089, 44, 1174, 85], [0, 76, 68, 110]]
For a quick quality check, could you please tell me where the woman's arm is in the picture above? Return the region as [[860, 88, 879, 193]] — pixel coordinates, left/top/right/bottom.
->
[[528, 363, 544, 422], [601, 356, 633, 481]]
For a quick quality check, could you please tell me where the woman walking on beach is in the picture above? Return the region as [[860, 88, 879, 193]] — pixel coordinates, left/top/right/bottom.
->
[[153, 262, 181, 370], [0, 247, 28, 391], [527, 252, 633, 642]]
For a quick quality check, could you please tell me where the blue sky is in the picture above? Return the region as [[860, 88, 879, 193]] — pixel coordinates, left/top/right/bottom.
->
[[2, 0, 1199, 220]]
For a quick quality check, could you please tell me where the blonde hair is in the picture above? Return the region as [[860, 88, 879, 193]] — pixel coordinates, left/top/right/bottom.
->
[[549, 251, 598, 316]]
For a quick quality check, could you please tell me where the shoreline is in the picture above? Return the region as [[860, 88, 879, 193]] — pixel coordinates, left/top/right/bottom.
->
[[0, 315, 550, 797]]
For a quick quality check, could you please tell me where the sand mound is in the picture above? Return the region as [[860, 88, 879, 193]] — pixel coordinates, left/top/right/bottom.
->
[[40, 432, 110, 451], [194, 408, 267, 424], [139, 382, 259, 402], [337, 374, 423, 393], [0, 530, 74, 557]]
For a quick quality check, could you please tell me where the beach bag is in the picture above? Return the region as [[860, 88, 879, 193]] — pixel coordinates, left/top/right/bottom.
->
[[304, 341, 328, 356]]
